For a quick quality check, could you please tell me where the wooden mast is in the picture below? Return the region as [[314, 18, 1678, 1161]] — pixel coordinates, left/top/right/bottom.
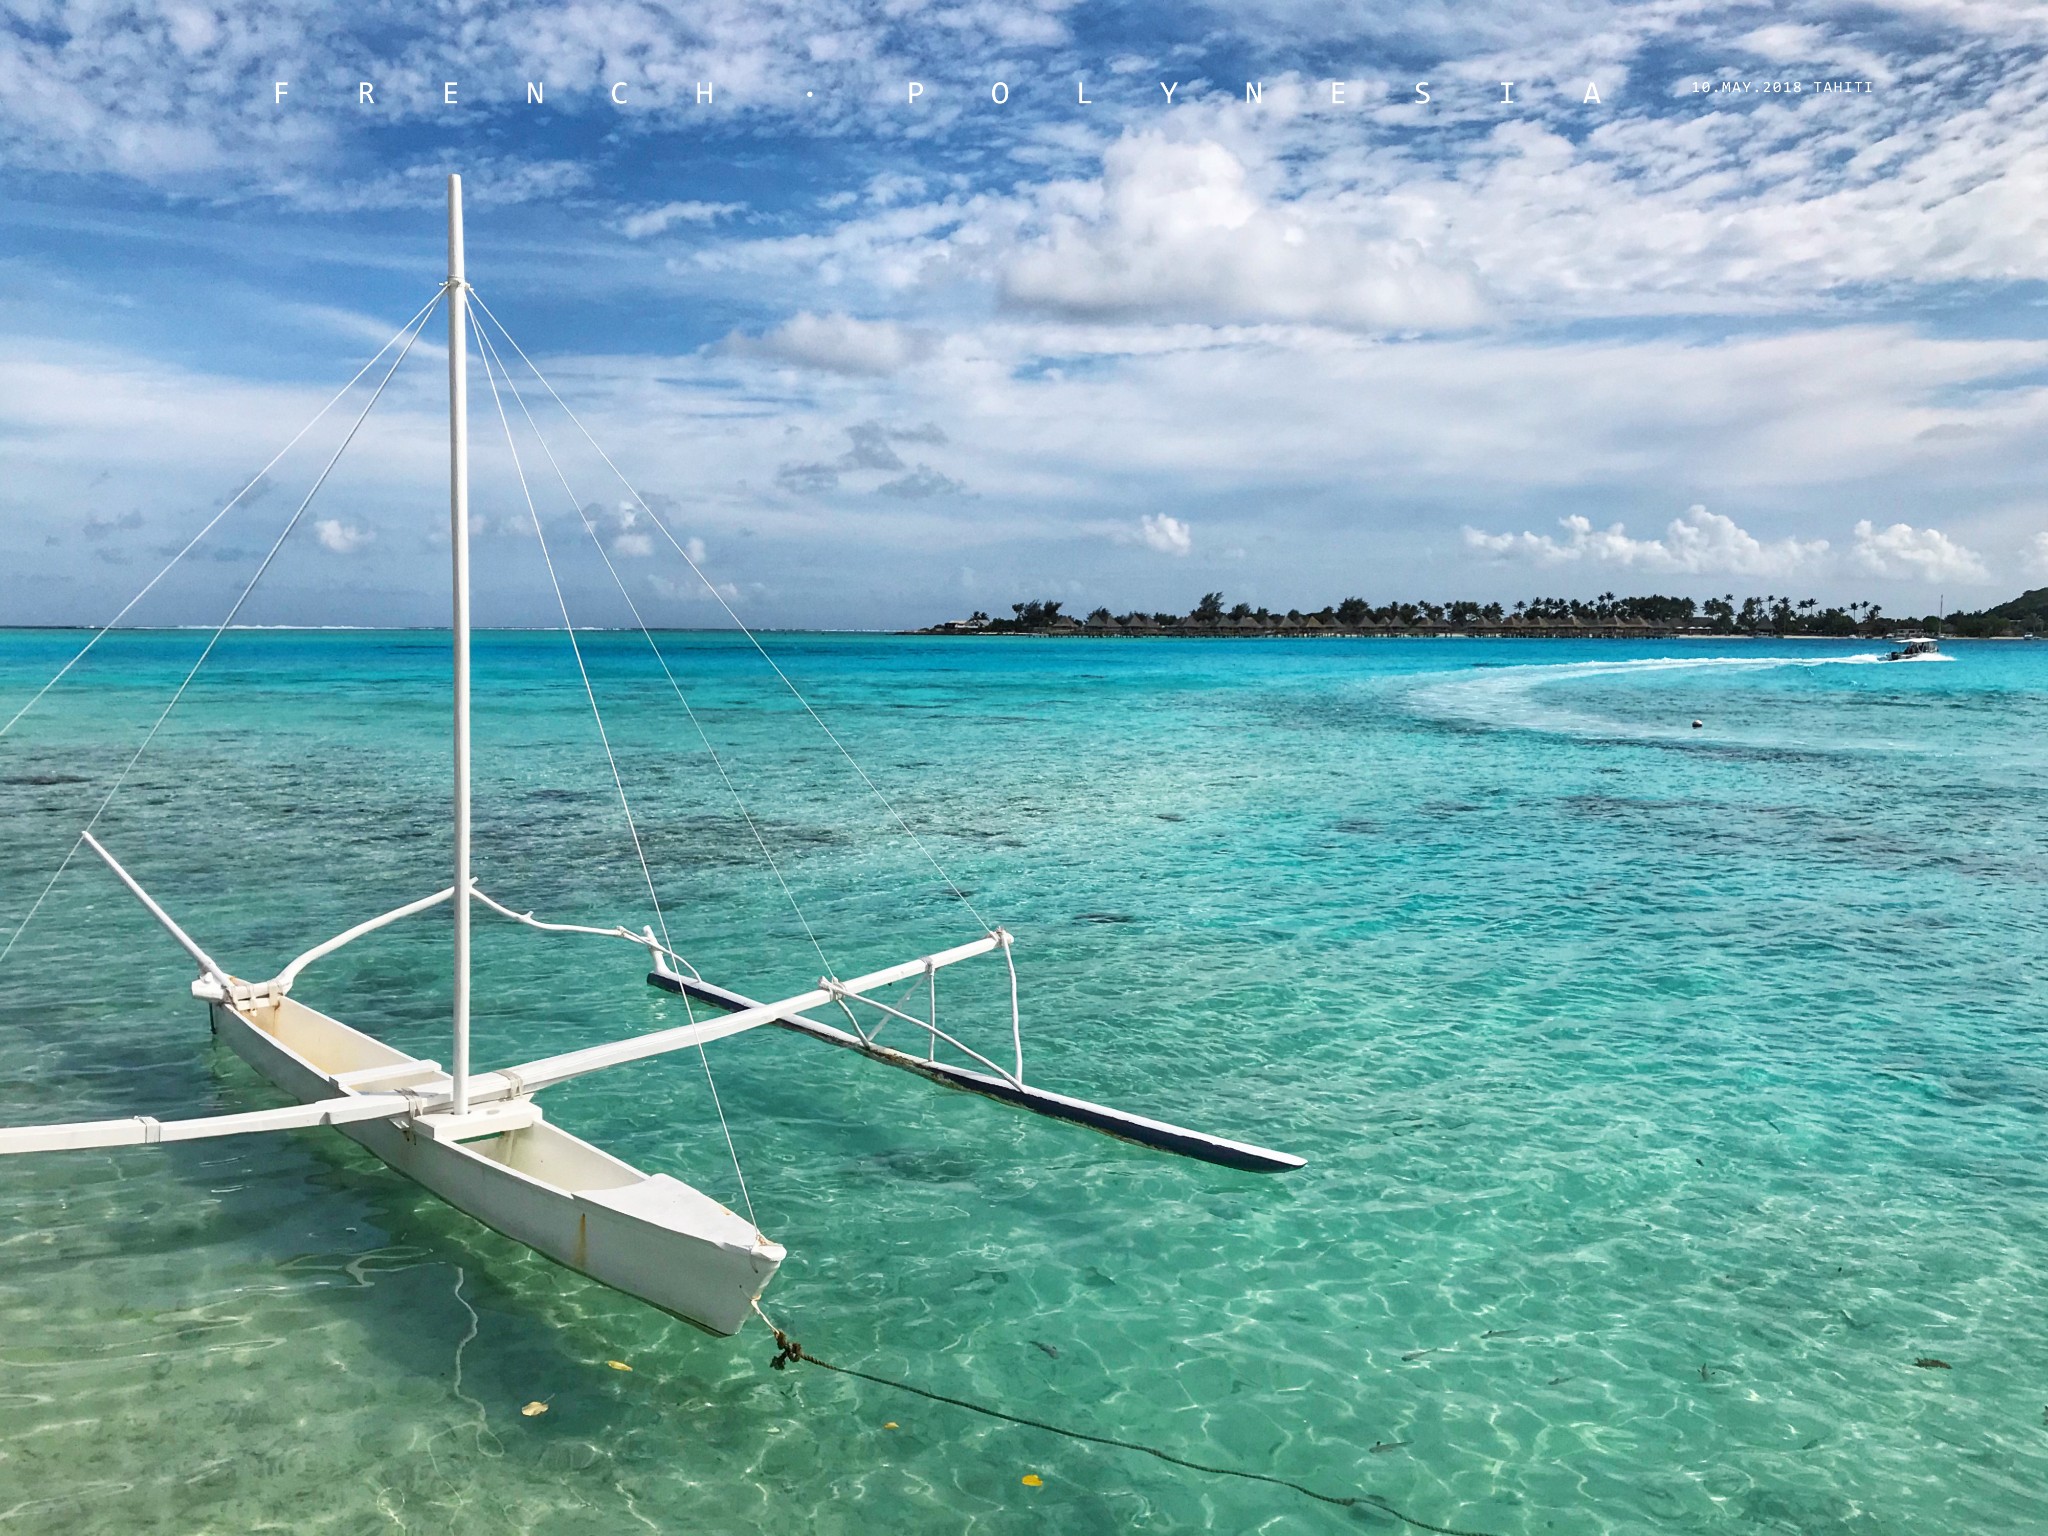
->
[[447, 174, 472, 1116]]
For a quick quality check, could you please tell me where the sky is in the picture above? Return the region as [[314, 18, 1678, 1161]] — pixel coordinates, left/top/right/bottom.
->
[[5, 1, 2048, 628]]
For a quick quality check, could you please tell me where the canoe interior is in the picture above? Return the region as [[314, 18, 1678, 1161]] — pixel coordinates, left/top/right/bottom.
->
[[212, 994, 782, 1334]]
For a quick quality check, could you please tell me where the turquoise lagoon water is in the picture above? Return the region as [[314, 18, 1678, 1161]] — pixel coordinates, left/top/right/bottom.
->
[[1, 629, 2044, 1534]]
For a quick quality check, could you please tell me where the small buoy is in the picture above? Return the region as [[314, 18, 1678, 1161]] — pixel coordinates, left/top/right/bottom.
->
[[1691, 719, 1703, 729], [605, 1360, 633, 1372], [521, 1400, 550, 1417], [1021, 1473, 1044, 1487]]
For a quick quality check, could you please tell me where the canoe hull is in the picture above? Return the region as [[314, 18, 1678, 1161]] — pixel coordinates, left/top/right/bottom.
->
[[211, 995, 782, 1336]]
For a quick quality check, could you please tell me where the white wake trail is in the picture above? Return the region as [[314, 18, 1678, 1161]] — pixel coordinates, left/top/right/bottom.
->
[[1410, 650, 1904, 744]]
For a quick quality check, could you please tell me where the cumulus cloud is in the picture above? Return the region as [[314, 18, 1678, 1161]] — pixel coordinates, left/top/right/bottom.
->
[[876, 465, 964, 499], [651, 574, 741, 604], [1851, 519, 1989, 582], [82, 508, 145, 541], [2028, 530, 2048, 575], [620, 201, 742, 238], [776, 420, 956, 494], [1463, 506, 1828, 576], [315, 518, 373, 553], [11, 0, 2048, 342], [1737, 23, 1831, 60], [728, 313, 935, 375], [0, 1, 1079, 190], [1734, 22, 1892, 81], [270, 157, 593, 213], [563, 501, 666, 558], [1001, 133, 1485, 331], [1139, 513, 1193, 555], [776, 461, 840, 495]]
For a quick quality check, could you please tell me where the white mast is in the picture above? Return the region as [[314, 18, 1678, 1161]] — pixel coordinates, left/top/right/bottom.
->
[[447, 174, 472, 1116]]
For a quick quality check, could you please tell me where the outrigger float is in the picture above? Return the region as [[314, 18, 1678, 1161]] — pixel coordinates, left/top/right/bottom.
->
[[0, 178, 1301, 1341]]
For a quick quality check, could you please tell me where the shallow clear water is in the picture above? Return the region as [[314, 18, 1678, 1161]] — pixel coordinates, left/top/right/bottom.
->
[[2, 630, 2044, 1535]]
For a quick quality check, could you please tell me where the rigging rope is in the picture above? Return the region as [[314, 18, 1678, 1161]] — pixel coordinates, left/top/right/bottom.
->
[[750, 1301, 1500, 1536], [1, 297, 444, 969], [0, 290, 447, 743], [466, 320, 839, 988], [470, 315, 757, 1228], [467, 291, 994, 935], [468, 312, 672, 958]]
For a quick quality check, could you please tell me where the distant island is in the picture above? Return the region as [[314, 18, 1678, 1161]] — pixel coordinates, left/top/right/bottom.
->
[[916, 587, 2048, 639]]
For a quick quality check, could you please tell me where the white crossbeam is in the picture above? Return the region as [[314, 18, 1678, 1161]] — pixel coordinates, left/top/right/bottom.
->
[[491, 934, 1004, 1096], [0, 1090, 421, 1156], [0, 936, 1005, 1157], [274, 886, 457, 992]]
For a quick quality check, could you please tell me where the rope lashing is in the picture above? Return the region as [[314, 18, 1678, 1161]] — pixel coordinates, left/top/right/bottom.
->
[[749, 1302, 1503, 1536]]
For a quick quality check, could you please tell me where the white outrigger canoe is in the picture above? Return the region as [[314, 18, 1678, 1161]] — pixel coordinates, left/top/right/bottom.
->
[[0, 176, 1302, 1342]]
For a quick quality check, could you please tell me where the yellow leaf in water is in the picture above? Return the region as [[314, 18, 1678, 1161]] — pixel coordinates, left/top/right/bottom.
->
[[606, 1361, 633, 1372], [1021, 1474, 1043, 1488], [884, 1422, 898, 1430], [520, 1401, 549, 1418]]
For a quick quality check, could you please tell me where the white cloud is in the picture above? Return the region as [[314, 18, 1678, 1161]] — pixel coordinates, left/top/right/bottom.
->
[[2028, 530, 2048, 575], [0, 2, 1080, 188], [315, 518, 373, 554], [1734, 23, 1892, 80], [13, 306, 2048, 626], [727, 313, 934, 375], [270, 157, 592, 213], [1463, 506, 1829, 576], [1001, 133, 1486, 331], [1737, 24, 1832, 61], [651, 574, 741, 604], [685, 536, 708, 563], [876, 465, 964, 499], [611, 532, 654, 557], [1851, 519, 1989, 582], [693, 36, 2048, 328], [620, 201, 742, 238], [1139, 512, 1193, 556]]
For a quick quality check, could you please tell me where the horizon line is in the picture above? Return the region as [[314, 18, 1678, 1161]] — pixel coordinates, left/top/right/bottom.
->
[[0, 623, 890, 634]]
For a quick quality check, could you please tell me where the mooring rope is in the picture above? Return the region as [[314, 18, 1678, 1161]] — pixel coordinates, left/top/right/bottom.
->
[[750, 1302, 1501, 1536]]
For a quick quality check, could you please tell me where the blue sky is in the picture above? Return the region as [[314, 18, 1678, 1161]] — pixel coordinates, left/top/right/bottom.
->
[[5, 1, 2048, 627]]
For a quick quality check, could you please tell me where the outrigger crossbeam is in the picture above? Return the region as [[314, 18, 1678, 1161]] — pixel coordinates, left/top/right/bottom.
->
[[0, 1088, 419, 1155], [0, 866, 1008, 1149], [5, 840, 1304, 1173]]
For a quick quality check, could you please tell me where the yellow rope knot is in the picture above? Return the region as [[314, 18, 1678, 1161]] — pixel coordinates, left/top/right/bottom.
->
[[768, 1326, 807, 1371]]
